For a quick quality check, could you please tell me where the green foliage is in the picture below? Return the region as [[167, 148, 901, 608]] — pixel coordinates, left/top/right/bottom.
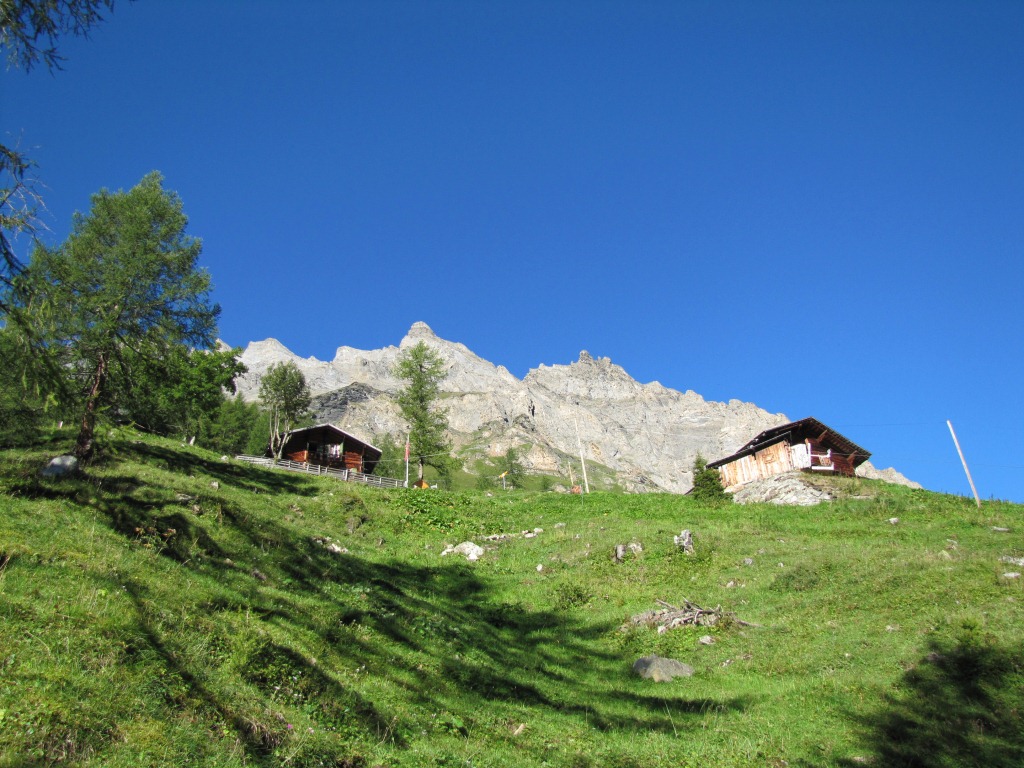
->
[[1, 0, 115, 72], [198, 393, 264, 456], [691, 453, 732, 504], [120, 345, 246, 440], [8, 172, 220, 460], [395, 341, 452, 483], [496, 446, 526, 490], [373, 433, 407, 482], [258, 360, 311, 459]]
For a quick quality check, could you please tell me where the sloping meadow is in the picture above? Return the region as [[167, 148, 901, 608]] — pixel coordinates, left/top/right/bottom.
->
[[1, 428, 1022, 767]]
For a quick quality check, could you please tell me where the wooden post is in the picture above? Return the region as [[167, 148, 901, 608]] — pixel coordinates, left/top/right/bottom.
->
[[947, 420, 981, 509]]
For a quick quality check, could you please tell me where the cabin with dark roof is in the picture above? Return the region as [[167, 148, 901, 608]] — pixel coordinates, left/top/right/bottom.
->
[[272, 424, 382, 475], [706, 417, 870, 489]]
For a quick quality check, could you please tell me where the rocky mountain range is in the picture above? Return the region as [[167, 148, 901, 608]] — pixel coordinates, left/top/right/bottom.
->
[[234, 322, 914, 493]]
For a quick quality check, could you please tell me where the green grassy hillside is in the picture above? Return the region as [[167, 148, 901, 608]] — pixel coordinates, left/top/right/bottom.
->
[[2, 428, 1022, 767]]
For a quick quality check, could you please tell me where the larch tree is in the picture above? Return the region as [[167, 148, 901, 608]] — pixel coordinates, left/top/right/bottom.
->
[[18, 172, 219, 459], [395, 341, 452, 486], [258, 361, 311, 459]]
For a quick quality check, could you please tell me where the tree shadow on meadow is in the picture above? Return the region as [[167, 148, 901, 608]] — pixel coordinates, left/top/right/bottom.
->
[[7, 451, 752, 765], [836, 631, 1024, 768]]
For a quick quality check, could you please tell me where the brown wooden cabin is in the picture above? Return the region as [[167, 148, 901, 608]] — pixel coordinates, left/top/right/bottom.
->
[[706, 417, 870, 489], [273, 424, 382, 474]]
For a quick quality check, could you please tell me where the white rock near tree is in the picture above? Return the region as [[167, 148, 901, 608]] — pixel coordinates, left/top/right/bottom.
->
[[233, 322, 917, 494]]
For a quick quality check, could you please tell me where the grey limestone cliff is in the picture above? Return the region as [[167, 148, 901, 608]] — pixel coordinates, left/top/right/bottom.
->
[[236, 322, 894, 493]]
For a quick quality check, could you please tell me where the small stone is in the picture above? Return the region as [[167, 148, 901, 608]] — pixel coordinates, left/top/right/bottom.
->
[[554, 522, 566, 528], [743, 558, 754, 566], [524, 532, 537, 539], [1000, 556, 1024, 567], [1002, 572, 1021, 580], [725, 580, 737, 588], [992, 527, 1011, 533], [632, 655, 694, 682], [888, 517, 899, 525], [628, 542, 643, 555], [210, 481, 220, 490], [699, 635, 715, 645], [442, 542, 484, 561], [536, 564, 544, 572]]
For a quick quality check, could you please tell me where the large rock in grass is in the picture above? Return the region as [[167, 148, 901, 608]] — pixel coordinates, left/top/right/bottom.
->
[[41, 455, 79, 479], [632, 655, 694, 682]]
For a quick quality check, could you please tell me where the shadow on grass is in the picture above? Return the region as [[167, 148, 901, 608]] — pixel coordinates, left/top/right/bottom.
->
[[838, 630, 1024, 768], [4, 445, 752, 765]]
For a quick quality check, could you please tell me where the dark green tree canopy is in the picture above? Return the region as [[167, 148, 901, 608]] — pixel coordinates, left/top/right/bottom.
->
[[395, 341, 452, 484], [691, 453, 732, 505], [12, 171, 220, 458]]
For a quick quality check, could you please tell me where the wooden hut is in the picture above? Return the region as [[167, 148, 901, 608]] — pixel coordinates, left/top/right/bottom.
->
[[706, 417, 870, 489], [274, 424, 382, 474]]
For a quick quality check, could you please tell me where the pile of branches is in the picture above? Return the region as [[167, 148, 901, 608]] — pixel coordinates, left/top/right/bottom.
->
[[622, 598, 759, 632]]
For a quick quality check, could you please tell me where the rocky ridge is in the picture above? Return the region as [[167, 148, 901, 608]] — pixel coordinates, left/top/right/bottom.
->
[[235, 322, 915, 494]]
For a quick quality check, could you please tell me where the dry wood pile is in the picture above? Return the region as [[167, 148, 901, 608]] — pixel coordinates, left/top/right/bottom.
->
[[622, 598, 759, 632]]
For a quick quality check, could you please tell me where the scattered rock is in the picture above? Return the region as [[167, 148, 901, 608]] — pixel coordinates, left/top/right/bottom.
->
[[855, 461, 922, 489], [731, 472, 833, 506], [628, 542, 643, 555], [251, 568, 267, 582], [992, 527, 1011, 533], [699, 635, 715, 645], [312, 536, 348, 555], [536, 564, 544, 572], [613, 543, 639, 563], [554, 522, 566, 529], [632, 655, 694, 682], [743, 558, 755, 566], [442, 542, 484, 561], [1000, 556, 1024, 567], [1002, 572, 1021, 580], [210, 481, 220, 490], [41, 455, 79, 479], [220, 455, 230, 462], [674, 529, 695, 554], [888, 517, 899, 525]]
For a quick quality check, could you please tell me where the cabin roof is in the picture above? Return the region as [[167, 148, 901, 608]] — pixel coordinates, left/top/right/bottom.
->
[[281, 424, 382, 459], [706, 417, 870, 469]]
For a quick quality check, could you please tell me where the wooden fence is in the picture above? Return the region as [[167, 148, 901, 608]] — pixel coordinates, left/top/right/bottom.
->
[[234, 455, 405, 489]]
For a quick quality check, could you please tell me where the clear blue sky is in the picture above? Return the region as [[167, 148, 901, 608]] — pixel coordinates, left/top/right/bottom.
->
[[4, 1, 1022, 500]]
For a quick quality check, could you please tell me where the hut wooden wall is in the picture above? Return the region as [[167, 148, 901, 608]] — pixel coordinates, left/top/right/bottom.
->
[[717, 440, 795, 487]]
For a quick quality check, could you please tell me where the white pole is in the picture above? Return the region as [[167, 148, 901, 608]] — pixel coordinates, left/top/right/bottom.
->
[[947, 420, 981, 509], [404, 433, 410, 488], [574, 414, 590, 494]]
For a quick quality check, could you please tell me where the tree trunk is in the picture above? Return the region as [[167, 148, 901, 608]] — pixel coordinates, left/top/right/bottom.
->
[[75, 352, 108, 461]]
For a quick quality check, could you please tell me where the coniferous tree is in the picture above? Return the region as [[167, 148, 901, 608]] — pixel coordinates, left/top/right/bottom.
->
[[691, 453, 732, 504], [395, 341, 452, 485], [11, 172, 220, 459]]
